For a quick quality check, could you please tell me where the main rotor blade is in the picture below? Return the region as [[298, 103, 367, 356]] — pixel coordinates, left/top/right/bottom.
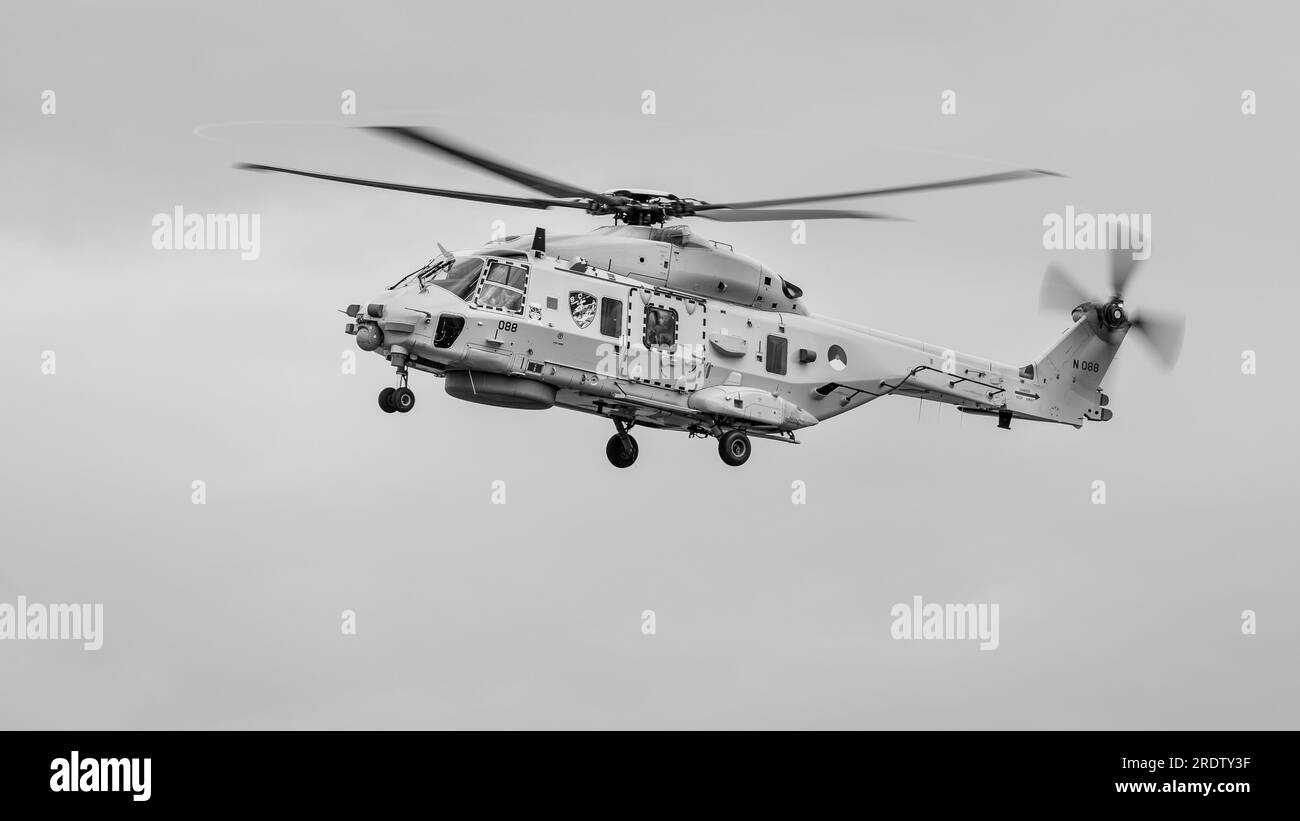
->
[[368, 126, 616, 204], [692, 208, 904, 223], [235, 163, 590, 210], [692, 169, 1063, 212], [1110, 247, 1141, 298], [1129, 310, 1185, 371], [1040, 262, 1093, 313]]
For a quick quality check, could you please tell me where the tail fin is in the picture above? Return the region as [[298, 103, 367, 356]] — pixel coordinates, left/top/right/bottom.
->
[[1025, 312, 1126, 424]]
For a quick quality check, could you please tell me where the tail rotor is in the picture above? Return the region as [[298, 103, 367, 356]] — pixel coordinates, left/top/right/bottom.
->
[[1039, 249, 1185, 371]]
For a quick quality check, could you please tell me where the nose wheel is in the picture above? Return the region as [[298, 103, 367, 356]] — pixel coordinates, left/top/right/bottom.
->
[[378, 368, 416, 414]]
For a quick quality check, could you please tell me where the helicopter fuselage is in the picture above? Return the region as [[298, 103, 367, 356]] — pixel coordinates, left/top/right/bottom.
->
[[348, 244, 1115, 449]]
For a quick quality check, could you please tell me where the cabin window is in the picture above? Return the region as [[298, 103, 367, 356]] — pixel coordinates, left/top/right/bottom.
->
[[644, 305, 678, 349], [600, 298, 622, 337], [474, 261, 528, 314], [828, 344, 848, 371], [766, 335, 788, 375], [569, 292, 597, 329]]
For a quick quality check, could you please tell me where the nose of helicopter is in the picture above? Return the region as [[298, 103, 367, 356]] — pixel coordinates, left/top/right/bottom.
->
[[346, 288, 443, 353]]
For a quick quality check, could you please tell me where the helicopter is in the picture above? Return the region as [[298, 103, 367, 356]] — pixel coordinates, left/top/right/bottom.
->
[[238, 127, 1184, 467]]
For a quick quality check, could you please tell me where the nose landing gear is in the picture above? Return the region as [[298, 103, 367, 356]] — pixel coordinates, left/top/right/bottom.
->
[[378, 359, 416, 414], [392, 387, 415, 412]]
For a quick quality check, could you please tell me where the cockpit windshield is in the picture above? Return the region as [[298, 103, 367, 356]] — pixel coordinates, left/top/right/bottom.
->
[[428, 256, 486, 300], [387, 255, 485, 301]]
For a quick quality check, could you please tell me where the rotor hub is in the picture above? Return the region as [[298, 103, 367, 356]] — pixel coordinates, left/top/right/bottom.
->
[[1101, 298, 1127, 329], [599, 189, 703, 225]]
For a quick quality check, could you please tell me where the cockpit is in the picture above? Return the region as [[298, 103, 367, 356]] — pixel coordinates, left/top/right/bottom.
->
[[388, 255, 486, 300]]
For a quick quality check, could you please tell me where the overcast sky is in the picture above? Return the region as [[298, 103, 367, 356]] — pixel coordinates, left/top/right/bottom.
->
[[1, 0, 1296, 728]]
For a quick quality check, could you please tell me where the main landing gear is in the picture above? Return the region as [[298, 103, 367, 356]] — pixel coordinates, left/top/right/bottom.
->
[[602, 421, 754, 468], [605, 418, 639, 468], [717, 429, 752, 467], [378, 360, 416, 414]]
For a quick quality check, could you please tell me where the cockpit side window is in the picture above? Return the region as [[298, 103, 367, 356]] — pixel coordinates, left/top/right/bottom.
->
[[474, 260, 529, 314], [486, 262, 527, 290]]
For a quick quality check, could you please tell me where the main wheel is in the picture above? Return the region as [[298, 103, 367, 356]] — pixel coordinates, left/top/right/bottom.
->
[[605, 434, 639, 468], [718, 430, 751, 466], [393, 387, 416, 413], [378, 387, 397, 413]]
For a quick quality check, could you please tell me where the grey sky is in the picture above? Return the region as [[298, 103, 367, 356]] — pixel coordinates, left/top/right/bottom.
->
[[1, 0, 1296, 728]]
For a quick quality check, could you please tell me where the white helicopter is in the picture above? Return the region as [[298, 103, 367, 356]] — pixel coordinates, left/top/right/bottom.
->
[[239, 127, 1184, 467]]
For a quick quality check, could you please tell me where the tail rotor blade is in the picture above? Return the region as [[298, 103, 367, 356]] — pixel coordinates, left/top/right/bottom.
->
[[1110, 247, 1141, 297], [1040, 263, 1092, 313], [1130, 310, 1185, 371]]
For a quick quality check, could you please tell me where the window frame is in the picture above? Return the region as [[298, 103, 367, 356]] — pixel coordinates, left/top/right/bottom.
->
[[472, 259, 530, 316]]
